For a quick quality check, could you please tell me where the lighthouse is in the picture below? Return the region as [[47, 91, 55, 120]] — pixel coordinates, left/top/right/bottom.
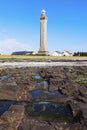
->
[[38, 10, 49, 55]]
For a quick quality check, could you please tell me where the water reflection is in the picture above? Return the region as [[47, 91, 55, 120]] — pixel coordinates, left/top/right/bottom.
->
[[26, 102, 73, 121], [37, 81, 48, 89], [30, 90, 62, 99], [32, 75, 49, 89]]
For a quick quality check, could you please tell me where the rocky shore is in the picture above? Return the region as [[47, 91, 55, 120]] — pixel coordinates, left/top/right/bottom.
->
[[0, 60, 87, 68], [0, 61, 87, 130]]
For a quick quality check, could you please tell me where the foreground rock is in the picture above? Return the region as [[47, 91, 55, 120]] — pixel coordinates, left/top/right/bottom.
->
[[18, 114, 83, 130], [0, 75, 31, 101], [0, 66, 87, 129], [0, 104, 24, 130]]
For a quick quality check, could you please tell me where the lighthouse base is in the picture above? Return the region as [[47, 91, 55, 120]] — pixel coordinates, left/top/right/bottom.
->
[[38, 51, 49, 55]]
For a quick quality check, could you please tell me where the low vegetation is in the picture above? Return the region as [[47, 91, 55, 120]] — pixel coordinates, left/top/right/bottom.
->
[[73, 52, 87, 56], [0, 55, 87, 61]]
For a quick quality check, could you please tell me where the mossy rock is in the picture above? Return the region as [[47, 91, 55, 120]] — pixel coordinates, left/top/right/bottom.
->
[[0, 69, 8, 76], [77, 74, 87, 84]]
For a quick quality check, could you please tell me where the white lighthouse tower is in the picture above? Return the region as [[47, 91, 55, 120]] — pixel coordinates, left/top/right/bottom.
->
[[38, 10, 49, 55]]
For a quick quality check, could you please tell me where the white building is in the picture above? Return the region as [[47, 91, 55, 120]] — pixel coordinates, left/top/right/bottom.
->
[[52, 51, 62, 56], [62, 50, 72, 56], [52, 50, 72, 56]]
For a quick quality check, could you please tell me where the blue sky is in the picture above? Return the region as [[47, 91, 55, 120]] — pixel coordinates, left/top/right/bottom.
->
[[0, 0, 87, 54]]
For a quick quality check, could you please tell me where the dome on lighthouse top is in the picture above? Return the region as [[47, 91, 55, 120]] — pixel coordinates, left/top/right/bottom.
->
[[41, 9, 46, 13], [40, 9, 47, 20], [41, 9, 46, 16]]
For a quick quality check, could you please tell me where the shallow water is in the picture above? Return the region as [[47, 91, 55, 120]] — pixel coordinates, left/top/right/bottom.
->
[[0, 100, 16, 116], [48, 90, 62, 96], [0, 76, 14, 80], [30, 90, 43, 98], [30, 90, 61, 99], [26, 101, 73, 121], [28, 74, 72, 121], [33, 102, 71, 116], [32, 75, 49, 89], [32, 75, 42, 80]]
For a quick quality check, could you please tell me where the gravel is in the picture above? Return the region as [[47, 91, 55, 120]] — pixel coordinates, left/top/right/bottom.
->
[[0, 61, 87, 68]]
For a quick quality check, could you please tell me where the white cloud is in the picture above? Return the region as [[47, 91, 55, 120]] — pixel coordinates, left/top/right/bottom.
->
[[0, 39, 31, 54]]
